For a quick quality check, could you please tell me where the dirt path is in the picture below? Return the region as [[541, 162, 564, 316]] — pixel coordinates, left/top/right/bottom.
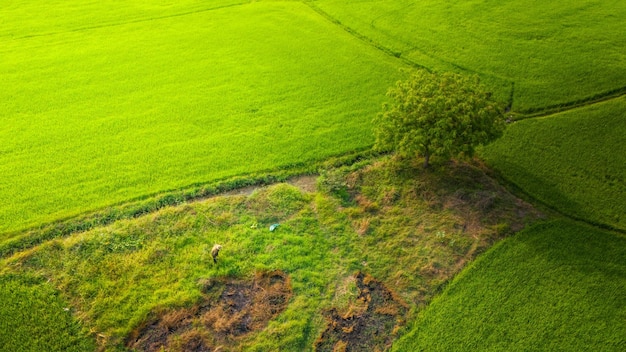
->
[[217, 175, 318, 197]]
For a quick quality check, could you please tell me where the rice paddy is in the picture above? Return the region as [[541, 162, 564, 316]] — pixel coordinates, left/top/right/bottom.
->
[[1, 0, 624, 350]]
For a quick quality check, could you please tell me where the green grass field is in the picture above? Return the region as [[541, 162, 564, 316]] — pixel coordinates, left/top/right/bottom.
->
[[393, 219, 626, 351], [0, 0, 244, 38], [481, 96, 626, 231], [0, 274, 96, 351], [2, 0, 625, 351], [313, 0, 626, 112], [0, 1, 405, 235]]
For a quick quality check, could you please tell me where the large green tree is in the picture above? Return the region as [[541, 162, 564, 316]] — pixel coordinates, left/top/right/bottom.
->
[[374, 70, 506, 168]]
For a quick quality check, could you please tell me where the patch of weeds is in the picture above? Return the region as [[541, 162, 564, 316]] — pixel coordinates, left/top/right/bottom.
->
[[69, 231, 145, 259], [317, 168, 352, 205], [338, 157, 542, 307], [2, 155, 544, 351]]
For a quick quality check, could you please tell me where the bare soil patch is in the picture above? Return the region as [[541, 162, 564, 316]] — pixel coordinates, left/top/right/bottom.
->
[[315, 272, 407, 352], [219, 174, 318, 198], [126, 270, 292, 352], [287, 174, 318, 193]]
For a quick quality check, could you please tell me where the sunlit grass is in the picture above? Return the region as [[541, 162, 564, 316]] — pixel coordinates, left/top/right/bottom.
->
[[2, 1, 623, 350], [0, 1, 405, 235], [313, 0, 626, 112], [0, 0, 244, 38]]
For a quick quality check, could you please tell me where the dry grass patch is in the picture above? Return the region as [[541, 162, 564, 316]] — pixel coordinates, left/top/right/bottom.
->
[[127, 270, 292, 351], [315, 272, 407, 352], [325, 156, 543, 306]]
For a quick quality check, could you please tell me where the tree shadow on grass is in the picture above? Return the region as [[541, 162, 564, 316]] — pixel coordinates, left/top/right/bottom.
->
[[518, 220, 626, 277], [486, 158, 619, 230]]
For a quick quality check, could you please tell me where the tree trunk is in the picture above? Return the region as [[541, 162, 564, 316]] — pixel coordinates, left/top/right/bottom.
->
[[423, 153, 430, 168]]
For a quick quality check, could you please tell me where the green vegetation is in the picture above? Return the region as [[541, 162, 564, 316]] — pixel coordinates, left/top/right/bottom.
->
[[0, 0, 404, 235], [374, 70, 505, 168], [0, 274, 96, 351], [393, 219, 626, 351], [2, 0, 624, 351], [312, 0, 626, 112], [481, 96, 626, 231], [0, 1, 245, 38], [5, 0, 623, 237], [1, 158, 539, 350]]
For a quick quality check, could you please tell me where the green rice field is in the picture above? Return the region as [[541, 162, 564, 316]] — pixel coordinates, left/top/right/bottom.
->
[[3, 0, 624, 237], [313, 0, 626, 112], [0, 274, 96, 351], [394, 219, 626, 351], [0, 1, 404, 235], [481, 96, 626, 231], [1, 0, 625, 351]]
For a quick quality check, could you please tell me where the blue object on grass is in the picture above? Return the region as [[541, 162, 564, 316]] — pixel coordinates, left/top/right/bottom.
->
[[269, 223, 280, 232]]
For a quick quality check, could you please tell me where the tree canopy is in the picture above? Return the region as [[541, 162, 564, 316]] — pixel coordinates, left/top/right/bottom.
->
[[373, 70, 506, 168]]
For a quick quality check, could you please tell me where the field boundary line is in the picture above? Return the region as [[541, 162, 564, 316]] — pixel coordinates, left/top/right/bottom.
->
[[302, 1, 626, 119], [479, 161, 626, 236], [0, 173, 294, 259], [4, 1, 250, 41], [303, 0, 504, 80], [0, 149, 376, 259], [301, 1, 514, 114], [301, 1, 426, 71], [514, 85, 626, 120]]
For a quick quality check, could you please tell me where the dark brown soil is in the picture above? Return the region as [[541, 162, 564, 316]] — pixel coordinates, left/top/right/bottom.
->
[[315, 272, 407, 352], [126, 270, 292, 352]]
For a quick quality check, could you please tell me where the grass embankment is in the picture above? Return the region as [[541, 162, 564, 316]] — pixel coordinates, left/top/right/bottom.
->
[[393, 219, 626, 351], [1, 158, 540, 351], [312, 0, 626, 112], [0, 0, 405, 235], [481, 96, 626, 231], [0, 151, 372, 260]]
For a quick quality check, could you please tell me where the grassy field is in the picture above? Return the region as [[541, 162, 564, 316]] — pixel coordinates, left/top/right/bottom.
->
[[0, 274, 96, 351], [5, 1, 624, 238], [480, 96, 626, 231], [0, 158, 540, 350], [312, 0, 626, 112], [393, 219, 626, 351], [0, 1, 405, 236], [0, 0, 244, 38], [2, 0, 625, 351]]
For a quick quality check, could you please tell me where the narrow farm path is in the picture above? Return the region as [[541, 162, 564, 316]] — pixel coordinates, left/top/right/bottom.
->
[[514, 86, 626, 120], [218, 175, 317, 198]]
